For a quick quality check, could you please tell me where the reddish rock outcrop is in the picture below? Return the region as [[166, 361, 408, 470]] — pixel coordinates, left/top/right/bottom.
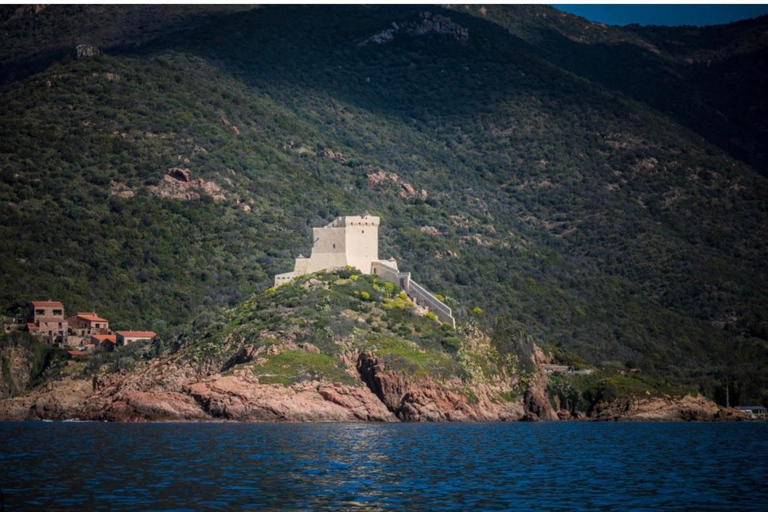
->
[[524, 346, 559, 421], [0, 378, 93, 421], [184, 375, 396, 422], [148, 171, 226, 201], [590, 394, 746, 422], [356, 352, 523, 421], [10, 5, 47, 20], [167, 167, 191, 182], [366, 170, 427, 202], [89, 390, 208, 422]]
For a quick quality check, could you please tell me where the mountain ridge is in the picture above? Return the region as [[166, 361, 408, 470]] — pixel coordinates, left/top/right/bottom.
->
[[1, 4, 767, 406]]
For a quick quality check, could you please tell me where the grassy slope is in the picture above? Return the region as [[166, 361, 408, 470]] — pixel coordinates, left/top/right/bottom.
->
[[0, 5, 766, 402], [179, 270, 471, 387]]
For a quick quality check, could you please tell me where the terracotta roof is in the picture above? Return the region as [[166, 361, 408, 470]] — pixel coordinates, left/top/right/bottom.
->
[[117, 331, 156, 338], [27, 323, 39, 331], [76, 313, 108, 323], [92, 334, 117, 344], [67, 350, 87, 357], [31, 301, 64, 307]]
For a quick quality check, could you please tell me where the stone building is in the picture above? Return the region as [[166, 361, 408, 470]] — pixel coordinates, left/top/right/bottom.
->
[[67, 312, 110, 336], [275, 214, 397, 285], [26, 301, 68, 342], [116, 331, 156, 347], [274, 214, 455, 327]]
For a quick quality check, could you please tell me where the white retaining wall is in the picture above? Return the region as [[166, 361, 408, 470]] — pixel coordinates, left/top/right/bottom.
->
[[372, 261, 455, 328]]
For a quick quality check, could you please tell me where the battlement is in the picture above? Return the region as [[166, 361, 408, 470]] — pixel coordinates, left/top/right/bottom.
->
[[328, 215, 380, 228], [274, 215, 455, 327], [275, 214, 385, 284]]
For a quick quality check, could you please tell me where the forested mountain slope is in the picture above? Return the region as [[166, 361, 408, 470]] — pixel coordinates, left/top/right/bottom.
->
[[1, 5, 766, 403]]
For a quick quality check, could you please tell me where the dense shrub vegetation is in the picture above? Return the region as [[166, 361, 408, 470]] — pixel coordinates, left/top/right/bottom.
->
[[1, 5, 767, 404]]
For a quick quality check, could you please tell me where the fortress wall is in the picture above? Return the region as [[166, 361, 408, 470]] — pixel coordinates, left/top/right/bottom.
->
[[344, 217, 379, 274], [306, 226, 347, 273], [408, 280, 456, 327], [294, 257, 310, 275], [274, 272, 296, 286], [371, 261, 407, 288], [372, 261, 456, 328]]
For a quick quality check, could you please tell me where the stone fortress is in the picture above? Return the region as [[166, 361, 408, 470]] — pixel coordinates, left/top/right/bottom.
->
[[275, 214, 455, 327]]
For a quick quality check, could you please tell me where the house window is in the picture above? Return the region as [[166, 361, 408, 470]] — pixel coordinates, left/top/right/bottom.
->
[[36, 309, 44, 316], [53, 309, 62, 316], [333, 244, 336, 249]]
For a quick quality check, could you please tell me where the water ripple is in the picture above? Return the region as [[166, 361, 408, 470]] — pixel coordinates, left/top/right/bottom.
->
[[1, 422, 767, 510]]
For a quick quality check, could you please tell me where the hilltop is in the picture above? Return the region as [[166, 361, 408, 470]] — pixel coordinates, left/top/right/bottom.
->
[[0, 270, 529, 421], [1, 269, 740, 422], [0, 5, 767, 407]]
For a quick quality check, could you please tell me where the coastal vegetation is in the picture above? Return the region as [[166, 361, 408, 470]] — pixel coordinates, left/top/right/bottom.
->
[[0, 5, 767, 407]]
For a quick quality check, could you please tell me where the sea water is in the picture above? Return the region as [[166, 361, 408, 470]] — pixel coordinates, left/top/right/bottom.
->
[[1, 421, 766, 511]]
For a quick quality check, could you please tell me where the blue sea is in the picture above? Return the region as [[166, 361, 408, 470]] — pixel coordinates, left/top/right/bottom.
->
[[1, 421, 766, 511]]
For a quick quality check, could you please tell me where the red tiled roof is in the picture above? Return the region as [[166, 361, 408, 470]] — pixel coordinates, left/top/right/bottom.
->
[[67, 350, 87, 357], [76, 313, 108, 323], [92, 334, 117, 344], [27, 323, 39, 331], [31, 301, 64, 307], [117, 331, 156, 338]]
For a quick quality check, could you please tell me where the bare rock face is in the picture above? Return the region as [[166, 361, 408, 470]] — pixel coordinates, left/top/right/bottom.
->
[[10, 5, 47, 20], [89, 390, 209, 422], [0, 378, 93, 420], [367, 170, 427, 202], [420, 226, 442, 236], [184, 375, 396, 422], [359, 12, 469, 46], [591, 394, 742, 422], [321, 149, 346, 162], [356, 352, 523, 421], [524, 346, 559, 421], [76, 44, 100, 59], [0, 346, 33, 399], [167, 167, 191, 182], [148, 172, 226, 201]]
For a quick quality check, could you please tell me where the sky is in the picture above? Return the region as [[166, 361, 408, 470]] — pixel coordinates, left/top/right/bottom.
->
[[550, 4, 768, 27]]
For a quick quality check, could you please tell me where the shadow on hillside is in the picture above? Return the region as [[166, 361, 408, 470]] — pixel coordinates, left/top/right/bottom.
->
[[123, 5, 565, 123], [131, 4, 766, 176], [507, 23, 768, 176]]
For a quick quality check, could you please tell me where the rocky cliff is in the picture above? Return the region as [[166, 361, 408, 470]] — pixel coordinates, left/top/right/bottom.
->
[[0, 271, 743, 423], [0, 351, 526, 423]]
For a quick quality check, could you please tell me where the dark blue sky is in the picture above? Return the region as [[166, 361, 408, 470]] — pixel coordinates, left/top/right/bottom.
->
[[551, 5, 768, 27]]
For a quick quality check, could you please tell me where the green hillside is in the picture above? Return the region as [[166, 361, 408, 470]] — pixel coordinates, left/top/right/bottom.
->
[[1, 5, 767, 405], [180, 269, 470, 386]]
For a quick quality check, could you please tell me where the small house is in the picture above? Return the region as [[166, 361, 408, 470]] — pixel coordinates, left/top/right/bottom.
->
[[67, 312, 110, 336], [91, 334, 117, 351], [27, 301, 68, 343], [116, 331, 156, 347]]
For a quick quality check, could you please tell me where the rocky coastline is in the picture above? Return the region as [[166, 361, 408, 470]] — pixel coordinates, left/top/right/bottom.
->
[[0, 349, 746, 423]]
